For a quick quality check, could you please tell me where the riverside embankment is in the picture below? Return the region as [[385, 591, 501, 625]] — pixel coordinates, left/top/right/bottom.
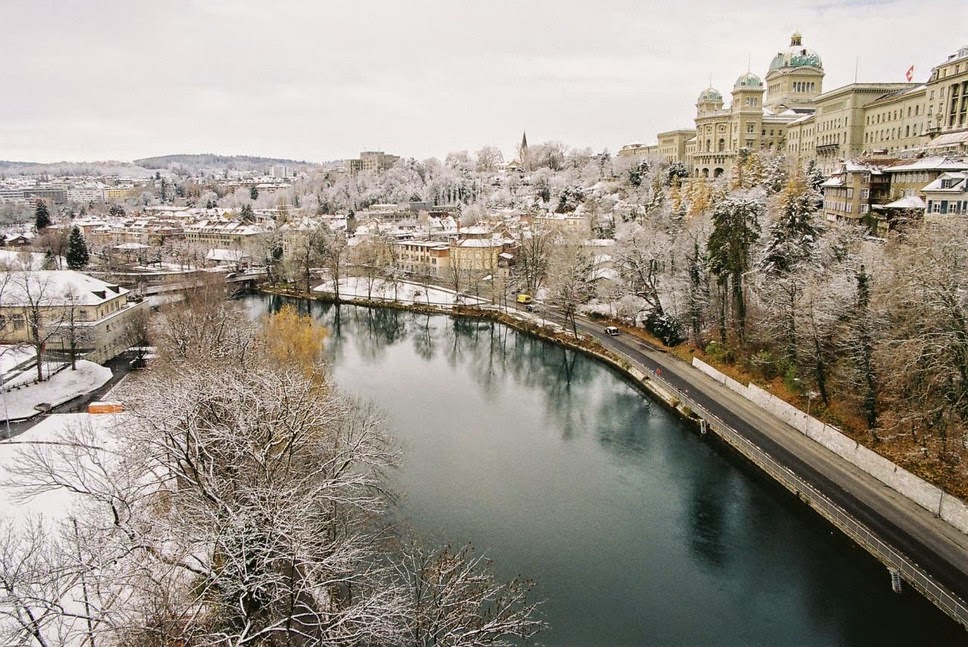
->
[[261, 285, 968, 631]]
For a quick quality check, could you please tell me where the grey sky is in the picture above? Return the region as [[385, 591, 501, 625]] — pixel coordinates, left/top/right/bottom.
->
[[0, 0, 961, 163]]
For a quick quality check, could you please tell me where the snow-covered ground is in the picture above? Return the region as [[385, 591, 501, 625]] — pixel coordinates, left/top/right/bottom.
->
[[1, 361, 113, 420], [0, 412, 123, 645], [0, 413, 121, 522], [0, 345, 34, 374], [314, 277, 487, 306]]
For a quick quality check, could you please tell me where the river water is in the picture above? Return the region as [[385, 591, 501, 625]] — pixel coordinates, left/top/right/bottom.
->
[[247, 297, 965, 645]]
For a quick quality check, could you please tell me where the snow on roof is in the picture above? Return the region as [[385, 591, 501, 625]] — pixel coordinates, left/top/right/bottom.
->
[[921, 130, 968, 149], [455, 238, 502, 248], [844, 161, 883, 174], [205, 248, 249, 262], [588, 267, 620, 282], [922, 171, 968, 192], [114, 242, 151, 250], [0, 270, 128, 306], [886, 156, 968, 172], [2, 231, 34, 242], [877, 196, 927, 209]]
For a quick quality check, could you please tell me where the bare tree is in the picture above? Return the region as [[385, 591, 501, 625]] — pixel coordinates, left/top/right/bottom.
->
[[512, 222, 554, 296], [5, 271, 66, 382], [1, 276, 552, 647], [319, 229, 348, 303], [546, 237, 595, 338], [395, 541, 547, 647]]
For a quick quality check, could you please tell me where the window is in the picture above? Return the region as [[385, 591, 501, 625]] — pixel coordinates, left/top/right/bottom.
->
[[861, 188, 870, 199], [747, 124, 754, 134]]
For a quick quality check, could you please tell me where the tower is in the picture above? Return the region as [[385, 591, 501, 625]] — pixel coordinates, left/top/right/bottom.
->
[[764, 32, 824, 112], [518, 131, 530, 169], [732, 72, 765, 151]]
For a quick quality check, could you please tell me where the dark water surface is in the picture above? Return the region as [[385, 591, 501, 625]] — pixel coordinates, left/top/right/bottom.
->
[[247, 297, 965, 646]]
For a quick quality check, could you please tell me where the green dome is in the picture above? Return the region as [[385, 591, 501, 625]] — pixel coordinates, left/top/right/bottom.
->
[[733, 72, 764, 91], [769, 33, 823, 73], [697, 87, 723, 104]]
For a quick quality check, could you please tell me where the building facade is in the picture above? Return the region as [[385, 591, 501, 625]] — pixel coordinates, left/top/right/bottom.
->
[[627, 37, 968, 178], [0, 270, 149, 363]]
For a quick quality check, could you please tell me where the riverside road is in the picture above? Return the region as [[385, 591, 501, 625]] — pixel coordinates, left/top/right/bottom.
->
[[547, 311, 968, 627]]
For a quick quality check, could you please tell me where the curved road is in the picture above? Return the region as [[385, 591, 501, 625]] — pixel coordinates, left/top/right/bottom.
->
[[534, 307, 968, 626]]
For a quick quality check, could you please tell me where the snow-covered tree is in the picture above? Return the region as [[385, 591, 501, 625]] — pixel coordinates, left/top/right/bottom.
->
[[2, 301, 547, 646], [707, 192, 762, 342], [759, 174, 822, 275], [546, 236, 595, 337]]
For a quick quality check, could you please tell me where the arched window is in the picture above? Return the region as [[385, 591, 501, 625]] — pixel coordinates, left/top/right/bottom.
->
[[718, 138, 725, 152]]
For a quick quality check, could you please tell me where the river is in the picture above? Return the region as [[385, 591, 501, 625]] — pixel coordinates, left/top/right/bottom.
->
[[246, 296, 965, 645]]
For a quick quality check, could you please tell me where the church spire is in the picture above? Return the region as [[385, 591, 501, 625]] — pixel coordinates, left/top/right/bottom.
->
[[520, 131, 528, 150]]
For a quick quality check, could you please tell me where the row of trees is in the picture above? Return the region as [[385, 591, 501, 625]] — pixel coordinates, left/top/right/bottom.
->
[[0, 288, 546, 645]]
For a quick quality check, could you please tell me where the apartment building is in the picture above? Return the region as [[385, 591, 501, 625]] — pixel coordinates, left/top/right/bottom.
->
[[0, 270, 149, 363]]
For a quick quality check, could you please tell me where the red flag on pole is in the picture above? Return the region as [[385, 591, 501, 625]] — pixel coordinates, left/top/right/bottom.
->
[[905, 65, 914, 82]]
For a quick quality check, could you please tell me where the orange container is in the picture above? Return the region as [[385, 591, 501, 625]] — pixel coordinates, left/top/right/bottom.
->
[[88, 401, 125, 414]]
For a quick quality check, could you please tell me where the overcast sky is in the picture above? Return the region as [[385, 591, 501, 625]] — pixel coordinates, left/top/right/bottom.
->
[[0, 0, 962, 164]]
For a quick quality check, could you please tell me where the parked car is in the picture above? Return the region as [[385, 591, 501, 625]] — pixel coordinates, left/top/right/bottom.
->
[[604, 326, 620, 336]]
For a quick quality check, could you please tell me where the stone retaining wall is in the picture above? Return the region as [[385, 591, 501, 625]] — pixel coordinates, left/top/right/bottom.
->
[[692, 357, 968, 535]]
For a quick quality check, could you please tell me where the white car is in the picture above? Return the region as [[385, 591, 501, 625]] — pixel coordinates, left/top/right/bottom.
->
[[604, 326, 620, 336]]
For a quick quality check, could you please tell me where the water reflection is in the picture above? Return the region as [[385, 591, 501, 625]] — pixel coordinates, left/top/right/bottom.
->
[[244, 298, 966, 646]]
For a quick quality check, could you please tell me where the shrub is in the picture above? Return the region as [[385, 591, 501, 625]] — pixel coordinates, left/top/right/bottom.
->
[[645, 312, 685, 346]]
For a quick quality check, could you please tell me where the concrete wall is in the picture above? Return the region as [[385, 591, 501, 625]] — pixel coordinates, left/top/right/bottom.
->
[[691, 358, 968, 534]]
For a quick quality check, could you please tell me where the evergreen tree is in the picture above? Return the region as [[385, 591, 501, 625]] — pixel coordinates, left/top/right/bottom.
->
[[707, 193, 762, 341], [806, 159, 826, 192], [35, 200, 51, 230], [760, 174, 822, 275], [761, 156, 789, 195], [664, 161, 688, 188], [66, 226, 90, 270], [239, 203, 255, 224], [250, 185, 259, 200], [853, 264, 877, 430]]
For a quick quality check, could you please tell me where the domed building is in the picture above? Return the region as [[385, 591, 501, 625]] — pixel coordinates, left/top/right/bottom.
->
[[633, 32, 963, 182], [687, 33, 825, 179], [765, 32, 825, 111]]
